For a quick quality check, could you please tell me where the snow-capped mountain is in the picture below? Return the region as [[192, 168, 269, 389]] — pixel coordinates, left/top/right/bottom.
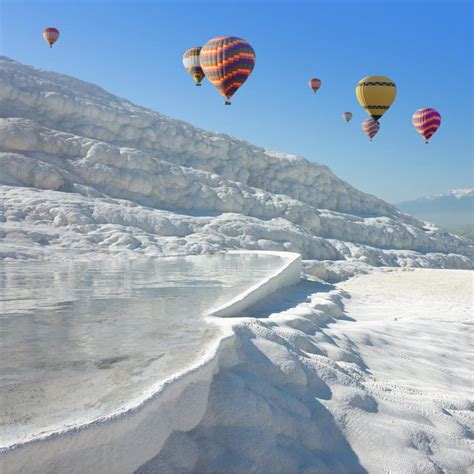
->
[[0, 56, 472, 270], [397, 189, 474, 228], [448, 188, 474, 199]]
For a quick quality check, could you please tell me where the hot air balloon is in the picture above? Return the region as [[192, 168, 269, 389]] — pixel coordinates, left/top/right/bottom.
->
[[343, 112, 352, 123], [356, 76, 396, 121], [308, 78, 321, 94], [200, 36, 256, 105], [362, 119, 380, 141], [183, 47, 205, 86], [412, 108, 441, 143], [43, 27, 60, 48]]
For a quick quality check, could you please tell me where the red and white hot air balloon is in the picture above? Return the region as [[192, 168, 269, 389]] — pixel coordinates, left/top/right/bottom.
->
[[308, 78, 321, 94], [343, 112, 352, 123], [43, 27, 60, 48], [362, 119, 380, 141]]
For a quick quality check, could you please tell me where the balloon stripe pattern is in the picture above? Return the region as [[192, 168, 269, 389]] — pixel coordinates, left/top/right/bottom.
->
[[356, 75, 396, 121], [183, 47, 205, 85], [43, 27, 60, 48], [358, 81, 396, 86], [362, 119, 380, 141], [412, 108, 441, 143], [200, 36, 256, 103]]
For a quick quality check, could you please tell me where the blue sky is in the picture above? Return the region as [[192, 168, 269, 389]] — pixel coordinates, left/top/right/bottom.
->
[[1, 0, 472, 202]]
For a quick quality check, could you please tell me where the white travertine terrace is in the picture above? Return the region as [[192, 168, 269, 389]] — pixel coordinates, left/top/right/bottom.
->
[[0, 55, 472, 269]]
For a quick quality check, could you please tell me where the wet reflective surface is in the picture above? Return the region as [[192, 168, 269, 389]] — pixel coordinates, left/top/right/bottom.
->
[[0, 253, 283, 446]]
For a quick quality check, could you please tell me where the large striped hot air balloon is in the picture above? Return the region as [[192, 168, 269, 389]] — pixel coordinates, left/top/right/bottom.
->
[[183, 47, 205, 86], [43, 27, 60, 48], [343, 112, 352, 123], [412, 108, 441, 143], [308, 78, 321, 94], [356, 75, 396, 121], [362, 119, 380, 141], [200, 36, 256, 105]]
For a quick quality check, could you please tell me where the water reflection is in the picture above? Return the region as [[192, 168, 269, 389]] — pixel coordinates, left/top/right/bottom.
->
[[0, 253, 282, 445]]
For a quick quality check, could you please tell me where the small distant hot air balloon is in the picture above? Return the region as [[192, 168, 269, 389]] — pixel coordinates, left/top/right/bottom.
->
[[356, 75, 396, 121], [183, 47, 205, 86], [362, 119, 380, 141], [412, 108, 441, 144], [343, 112, 352, 123], [43, 27, 60, 48], [308, 78, 321, 94], [200, 36, 256, 105]]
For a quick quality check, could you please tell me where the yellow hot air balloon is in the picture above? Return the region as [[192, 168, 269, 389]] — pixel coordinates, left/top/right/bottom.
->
[[355, 75, 396, 121]]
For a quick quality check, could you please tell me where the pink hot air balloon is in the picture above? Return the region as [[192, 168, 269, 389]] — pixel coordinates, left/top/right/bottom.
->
[[362, 119, 380, 141], [412, 108, 441, 143], [308, 78, 321, 94], [343, 112, 352, 123]]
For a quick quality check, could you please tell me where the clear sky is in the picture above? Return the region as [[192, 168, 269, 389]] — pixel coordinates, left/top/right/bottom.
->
[[1, 0, 472, 202]]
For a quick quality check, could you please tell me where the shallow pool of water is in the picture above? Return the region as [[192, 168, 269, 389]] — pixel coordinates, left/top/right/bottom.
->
[[0, 253, 283, 446]]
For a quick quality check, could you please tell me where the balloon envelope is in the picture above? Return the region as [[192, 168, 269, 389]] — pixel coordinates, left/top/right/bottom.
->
[[412, 108, 441, 143], [183, 47, 205, 86], [362, 119, 380, 141], [308, 78, 321, 93], [200, 36, 256, 104], [356, 76, 396, 120], [43, 27, 59, 47], [343, 112, 352, 123]]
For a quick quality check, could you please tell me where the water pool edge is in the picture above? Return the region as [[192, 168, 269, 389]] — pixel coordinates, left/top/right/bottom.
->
[[0, 251, 301, 474]]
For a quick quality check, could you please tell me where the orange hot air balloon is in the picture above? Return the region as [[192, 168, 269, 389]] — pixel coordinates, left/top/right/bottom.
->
[[308, 78, 321, 94], [343, 112, 353, 123], [43, 27, 60, 48]]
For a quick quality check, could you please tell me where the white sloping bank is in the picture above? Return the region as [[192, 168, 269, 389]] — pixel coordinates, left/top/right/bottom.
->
[[135, 268, 473, 474], [210, 251, 301, 317], [0, 252, 301, 474]]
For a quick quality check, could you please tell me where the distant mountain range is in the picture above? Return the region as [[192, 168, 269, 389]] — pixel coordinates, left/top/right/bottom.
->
[[397, 189, 474, 238]]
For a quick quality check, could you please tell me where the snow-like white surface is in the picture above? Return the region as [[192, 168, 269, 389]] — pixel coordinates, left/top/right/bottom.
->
[[331, 269, 474, 473], [3, 268, 470, 473], [136, 269, 473, 473], [0, 56, 472, 269]]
